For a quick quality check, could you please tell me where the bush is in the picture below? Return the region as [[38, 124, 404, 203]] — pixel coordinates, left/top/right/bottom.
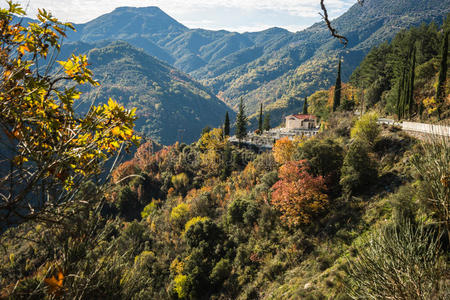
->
[[340, 140, 378, 196], [227, 198, 260, 226], [297, 137, 344, 189], [170, 203, 191, 227], [346, 219, 446, 299], [209, 258, 232, 289], [410, 137, 449, 240], [350, 112, 380, 146]]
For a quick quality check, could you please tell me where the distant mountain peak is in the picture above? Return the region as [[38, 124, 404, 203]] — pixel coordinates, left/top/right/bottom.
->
[[112, 6, 168, 16]]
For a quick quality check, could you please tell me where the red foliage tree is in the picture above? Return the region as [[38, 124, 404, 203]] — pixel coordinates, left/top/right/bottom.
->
[[271, 160, 328, 227]]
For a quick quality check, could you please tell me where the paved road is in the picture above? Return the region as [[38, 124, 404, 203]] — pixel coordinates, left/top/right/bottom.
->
[[377, 119, 450, 137]]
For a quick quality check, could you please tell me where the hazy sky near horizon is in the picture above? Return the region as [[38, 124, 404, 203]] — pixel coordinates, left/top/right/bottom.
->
[[3, 0, 357, 32]]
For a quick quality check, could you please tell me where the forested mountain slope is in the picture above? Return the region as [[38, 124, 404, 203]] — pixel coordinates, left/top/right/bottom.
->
[[63, 0, 450, 115], [60, 41, 234, 144]]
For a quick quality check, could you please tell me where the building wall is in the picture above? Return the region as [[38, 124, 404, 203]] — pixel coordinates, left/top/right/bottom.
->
[[286, 117, 303, 130], [285, 117, 316, 129]]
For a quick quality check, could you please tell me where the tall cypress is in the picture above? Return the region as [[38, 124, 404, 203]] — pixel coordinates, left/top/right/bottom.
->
[[221, 143, 232, 180], [302, 97, 308, 114], [407, 46, 416, 119], [436, 31, 448, 120], [224, 112, 230, 136], [263, 113, 271, 131], [258, 103, 263, 134], [396, 67, 406, 120], [333, 59, 342, 112], [235, 98, 247, 143]]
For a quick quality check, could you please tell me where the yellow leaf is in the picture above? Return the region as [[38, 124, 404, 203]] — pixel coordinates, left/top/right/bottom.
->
[[13, 155, 28, 165], [111, 126, 121, 136]]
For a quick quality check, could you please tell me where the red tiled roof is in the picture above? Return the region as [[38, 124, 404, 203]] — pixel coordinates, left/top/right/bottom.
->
[[287, 114, 317, 120]]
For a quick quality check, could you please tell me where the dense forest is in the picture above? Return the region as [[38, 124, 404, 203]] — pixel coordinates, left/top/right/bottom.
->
[[1, 2, 449, 300]]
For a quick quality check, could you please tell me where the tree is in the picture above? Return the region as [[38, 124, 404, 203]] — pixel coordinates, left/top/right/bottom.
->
[[235, 98, 247, 143], [406, 46, 416, 119], [436, 30, 448, 120], [271, 160, 328, 227], [350, 112, 380, 147], [0, 2, 139, 227], [302, 97, 308, 114], [220, 143, 232, 180], [258, 103, 263, 134], [263, 113, 271, 131], [273, 137, 297, 165], [333, 59, 342, 112], [340, 139, 377, 196], [297, 137, 344, 189], [224, 112, 230, 136]]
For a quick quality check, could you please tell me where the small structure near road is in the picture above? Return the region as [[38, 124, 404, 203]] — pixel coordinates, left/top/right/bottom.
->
[[285, 114, 318, 130], [229, 114, 320, 151]]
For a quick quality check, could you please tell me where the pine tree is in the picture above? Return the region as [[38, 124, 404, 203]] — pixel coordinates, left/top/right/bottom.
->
[[263, 113, 271, 131], [333, 59, 342, 112], [436, 31, 448, 120], [235, 98, 247, 143], [258, 103, 263, 134], [224, 112, 230, 136], [302, 97, 308, 114]]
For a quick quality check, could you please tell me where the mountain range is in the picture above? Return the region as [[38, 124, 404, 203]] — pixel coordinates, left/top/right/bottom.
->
[[58, 0, 449, 140]]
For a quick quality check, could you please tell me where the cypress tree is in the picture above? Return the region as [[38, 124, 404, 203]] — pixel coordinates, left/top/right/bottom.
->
[[396, 67, 406, 120], [221, 143, 232, 180], [235, 98, 247, 143], [333, 59, 342, 112], [258, 103, 263, 134], [407, 46, 416, 119], [263, 113, 271, 131], [436, 31, 448, 120], [302, 97, 308, 114], [224, 112, 230, 136]]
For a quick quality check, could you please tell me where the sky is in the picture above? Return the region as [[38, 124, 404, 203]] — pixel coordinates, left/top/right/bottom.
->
[[3, 0, 357, 32]]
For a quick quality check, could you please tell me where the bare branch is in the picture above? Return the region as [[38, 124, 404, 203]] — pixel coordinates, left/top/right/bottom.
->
[[319, 0, 348, 46]]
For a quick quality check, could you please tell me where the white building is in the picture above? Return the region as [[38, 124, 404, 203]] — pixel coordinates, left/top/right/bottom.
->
[[285, 114, 318, 130]]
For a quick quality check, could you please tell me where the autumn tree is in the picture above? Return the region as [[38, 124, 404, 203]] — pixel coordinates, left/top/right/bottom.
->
[[271, 160, 328, 227], [0, 2, 139, 227], [197, 128, 226, 176], [272, 137, 296, 164]]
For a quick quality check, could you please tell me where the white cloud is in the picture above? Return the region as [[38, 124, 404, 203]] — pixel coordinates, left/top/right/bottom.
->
[[2, 0, 356, 32]]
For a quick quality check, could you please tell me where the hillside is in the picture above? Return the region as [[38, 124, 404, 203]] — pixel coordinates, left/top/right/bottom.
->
[[63, 0, 450, 116], [63, 41, 234, 144], [1, 4, 449, 299]]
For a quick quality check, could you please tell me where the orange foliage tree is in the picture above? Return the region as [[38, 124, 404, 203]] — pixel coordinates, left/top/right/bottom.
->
[[271, 160, 328, 227]]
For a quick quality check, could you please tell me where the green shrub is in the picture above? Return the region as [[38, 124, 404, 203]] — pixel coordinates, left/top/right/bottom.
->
[[350, 112, 380, 146], [209, 258, 232, 288], [227, 198, 259, 226], [346, 218, 446, 299], [141, 200, 158, 219], [340, 139, 378, 196]]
